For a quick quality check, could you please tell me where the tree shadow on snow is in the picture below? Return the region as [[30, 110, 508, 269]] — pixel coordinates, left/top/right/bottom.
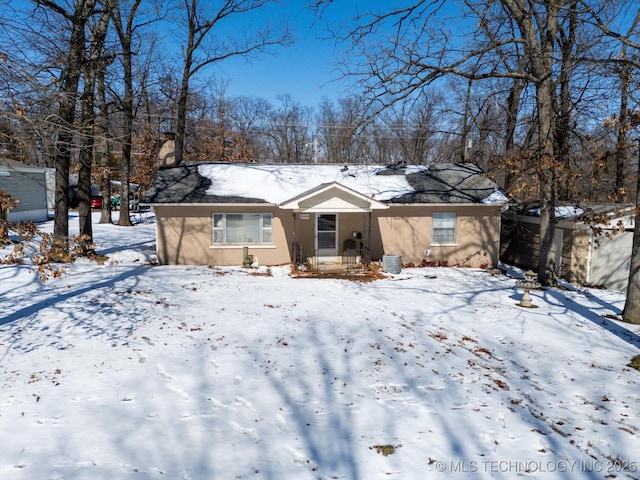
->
[[0, 265, 151, 355], [540, 287, 640, 350]]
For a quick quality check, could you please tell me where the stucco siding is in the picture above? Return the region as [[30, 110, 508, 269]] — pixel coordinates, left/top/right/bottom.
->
[[375, 205, 502, 267], [154, 204, 502, 268], [155, 205, 293, 266], [338, 212, 369, 253]]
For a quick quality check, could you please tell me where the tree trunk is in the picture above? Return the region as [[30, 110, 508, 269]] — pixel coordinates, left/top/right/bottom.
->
[[555, 1, 577, 202], [175, 30, 194, 166], [502, 0, 561, 286], [461, 78, 473, 162], [118, 46, 134, 227], [97, 61, 113, 225], [503, 77, 523, 194], [536, 75, 560, 286], [174, 2, 197, 165], [79, 3, 110, 246], [622, 146, 640, 324], [52, 13, 88, 257], [111, 0, 142, 227], [614, 57, 630, 201], [77, 74, 95, 252], [53, 129, 71, 258]]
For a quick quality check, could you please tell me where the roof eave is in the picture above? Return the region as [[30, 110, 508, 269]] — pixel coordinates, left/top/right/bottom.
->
[[385, 202, 506, 207], [279, 181, 389, 211], [141, 202, 277, 207]]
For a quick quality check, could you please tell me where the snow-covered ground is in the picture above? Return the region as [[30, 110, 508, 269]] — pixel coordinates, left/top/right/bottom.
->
[[1, 213, 639, 479]]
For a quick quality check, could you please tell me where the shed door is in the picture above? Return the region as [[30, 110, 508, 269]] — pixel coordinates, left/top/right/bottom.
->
[[316, 213, 338, 262]]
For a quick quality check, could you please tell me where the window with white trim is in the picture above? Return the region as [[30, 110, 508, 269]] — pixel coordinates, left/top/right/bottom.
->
[[432, 212, 456, 244], [213, 213, 273, 244]]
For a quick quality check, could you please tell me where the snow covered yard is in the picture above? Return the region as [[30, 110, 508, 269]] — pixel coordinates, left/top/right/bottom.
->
[[1, 214, 639, 479]]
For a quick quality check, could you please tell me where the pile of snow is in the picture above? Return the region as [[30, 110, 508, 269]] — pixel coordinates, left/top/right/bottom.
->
[[481, 190, 509, 204], [1, 213, 639, 479], [527, 206, 585, 219]]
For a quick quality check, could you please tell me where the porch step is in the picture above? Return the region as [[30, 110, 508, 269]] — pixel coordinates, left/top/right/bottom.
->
[[316, 262, 347, 272]]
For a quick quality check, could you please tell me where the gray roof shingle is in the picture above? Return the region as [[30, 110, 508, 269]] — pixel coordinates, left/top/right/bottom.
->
[[384, 163, 500, 204], [141, 164, 267, 204]]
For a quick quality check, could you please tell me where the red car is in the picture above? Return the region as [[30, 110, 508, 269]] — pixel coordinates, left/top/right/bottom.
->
[[90, 196, 103, 209]]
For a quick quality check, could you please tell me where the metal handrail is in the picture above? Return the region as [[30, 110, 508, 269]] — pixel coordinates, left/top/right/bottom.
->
[[292, 243, 370, 273]]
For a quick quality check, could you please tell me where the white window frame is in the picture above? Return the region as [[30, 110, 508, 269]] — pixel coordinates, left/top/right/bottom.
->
[[432, 212, 456, 245], [212, 213, 273, 245]]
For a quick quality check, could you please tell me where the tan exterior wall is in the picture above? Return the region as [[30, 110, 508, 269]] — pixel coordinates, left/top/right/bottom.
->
[[155, 205, 294, 265], [373, 205, 502, 267], [154, 204, 502, 268]]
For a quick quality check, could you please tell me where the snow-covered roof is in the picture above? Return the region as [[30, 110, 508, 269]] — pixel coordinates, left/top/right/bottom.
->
[[199, 163, 412, 203], [522, 204, 635, 230], [527, 206, 586, 219], [142, 162, 507, 206]]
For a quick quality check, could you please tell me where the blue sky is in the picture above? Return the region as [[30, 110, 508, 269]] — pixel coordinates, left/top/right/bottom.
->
[[201, 1, 359, 108], [204, 0, 468, 108]]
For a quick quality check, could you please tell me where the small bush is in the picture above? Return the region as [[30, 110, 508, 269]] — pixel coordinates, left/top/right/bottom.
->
[[1, 222, 102, 281]]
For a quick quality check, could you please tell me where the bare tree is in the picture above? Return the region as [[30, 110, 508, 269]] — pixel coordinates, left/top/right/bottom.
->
[[0, 3, 65, 167], [316, 96, 368, 164], [110, 0, 145, 226], [34, 0, 99, 257], [580, 3, 640, 323], [228, 95, 272, 162], [77, 4, 111, 250], [184, 83, 255, 162], [611, 10, 640, 202], [267, 94, 313, 163], [173, 0, 291, 165], [380, 95, 440, 165], [502, 71, 526, 194], [96, 52, 115, 225]]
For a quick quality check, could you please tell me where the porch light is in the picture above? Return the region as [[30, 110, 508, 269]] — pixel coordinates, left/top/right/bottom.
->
[[516, 270, 541, 308]]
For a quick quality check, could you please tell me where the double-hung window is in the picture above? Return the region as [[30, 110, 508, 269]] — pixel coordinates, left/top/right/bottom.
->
[[432, 212, 456, 245], [213, 213, 273, 244]]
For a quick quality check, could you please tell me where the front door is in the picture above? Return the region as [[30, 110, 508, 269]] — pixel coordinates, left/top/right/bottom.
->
[[316, 213, 338, 262]]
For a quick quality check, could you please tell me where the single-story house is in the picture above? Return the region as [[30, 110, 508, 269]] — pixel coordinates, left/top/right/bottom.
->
[[500, 203, 635, 291], [0, 160, 49, 223], [141, 162, 507, 268]]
